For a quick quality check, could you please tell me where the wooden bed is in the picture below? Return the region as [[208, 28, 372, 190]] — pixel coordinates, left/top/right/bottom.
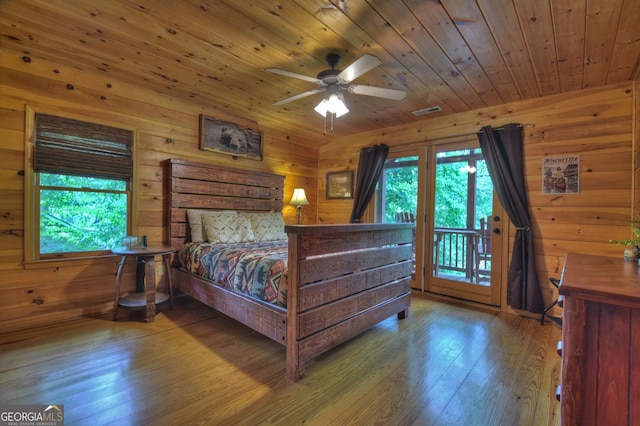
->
[[165, 158, 414, 381]]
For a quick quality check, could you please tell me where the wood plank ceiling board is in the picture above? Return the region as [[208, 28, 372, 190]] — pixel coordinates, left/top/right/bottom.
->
[[403, 0, 505, 107], [605, 0, 640, 84], [369, 0, 487, 111], [550, 0, 587, 92], [197, 0, 411, 134], [86, 0, 340, 133], [1, 0, 640, 141], [439, 0, 522, 104], [477, 0, 541, 99], [208, 0, 414, 133], [3, 2, 242, 109], [513, 0, 562, 96], [583, 0, 624, 88], [336, 0, 468, 113], [294, 0, 447, 117]]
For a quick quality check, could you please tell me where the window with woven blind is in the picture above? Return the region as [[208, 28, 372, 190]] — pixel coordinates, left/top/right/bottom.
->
[[31, 113, 134, 259]]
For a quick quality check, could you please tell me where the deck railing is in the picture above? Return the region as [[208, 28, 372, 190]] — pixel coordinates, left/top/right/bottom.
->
[[434, 228, 489, 283]]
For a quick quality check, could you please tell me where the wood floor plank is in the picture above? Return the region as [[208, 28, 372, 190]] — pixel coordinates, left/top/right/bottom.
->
[[0, 293, 561, 425]]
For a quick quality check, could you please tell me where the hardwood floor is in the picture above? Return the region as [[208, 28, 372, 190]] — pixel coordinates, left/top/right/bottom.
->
[[0, 293, 561, 425]]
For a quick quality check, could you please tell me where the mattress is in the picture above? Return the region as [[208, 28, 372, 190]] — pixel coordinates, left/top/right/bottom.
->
[[176, 240, 288, 307]]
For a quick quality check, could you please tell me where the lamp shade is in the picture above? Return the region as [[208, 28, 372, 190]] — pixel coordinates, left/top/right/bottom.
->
[[314, 88, 349, 118], [290, 188, 309, 206]]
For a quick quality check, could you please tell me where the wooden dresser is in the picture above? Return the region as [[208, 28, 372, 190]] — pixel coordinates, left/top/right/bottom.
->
[[559, 252, 640, 426]]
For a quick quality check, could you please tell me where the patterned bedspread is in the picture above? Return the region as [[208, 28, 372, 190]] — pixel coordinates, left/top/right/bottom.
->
[[176, 240, 288, 307]]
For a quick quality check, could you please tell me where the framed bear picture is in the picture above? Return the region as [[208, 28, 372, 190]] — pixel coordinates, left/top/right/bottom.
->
[[199, 115, 263, 161]]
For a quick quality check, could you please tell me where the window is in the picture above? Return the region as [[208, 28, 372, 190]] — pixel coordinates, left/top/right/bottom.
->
[[29, 113, 133, 260], [434, 148, 492, 229], [375, 154, 420, 276], [375, 155, 419, 223]]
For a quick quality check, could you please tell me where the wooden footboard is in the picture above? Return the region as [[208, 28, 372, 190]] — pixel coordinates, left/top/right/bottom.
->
[[285, 223, 413, 381]]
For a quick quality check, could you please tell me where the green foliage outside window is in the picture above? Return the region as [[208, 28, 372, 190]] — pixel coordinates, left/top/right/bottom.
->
[[434, 149, 493, 229], [382, 157, 418, 223], [39, 173, 128, 254]]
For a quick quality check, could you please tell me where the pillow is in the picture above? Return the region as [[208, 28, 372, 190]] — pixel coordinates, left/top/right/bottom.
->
[[186, 209, 236, 242], [242, 212, 287, 241], [186, 209, 209, 242], [202, 211, 255, 244]]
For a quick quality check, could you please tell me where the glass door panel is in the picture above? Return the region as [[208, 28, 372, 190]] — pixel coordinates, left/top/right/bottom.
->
[[428, 143, 501, 306], [376, 153, 420, 284]]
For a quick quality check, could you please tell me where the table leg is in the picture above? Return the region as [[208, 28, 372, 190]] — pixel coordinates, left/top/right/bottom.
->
[[113, 255, 127, 321], [163, 254, 174, 309], [141, 255, 156, 323]]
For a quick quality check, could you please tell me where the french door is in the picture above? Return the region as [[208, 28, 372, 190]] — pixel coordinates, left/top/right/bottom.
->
[[427, 141, 502, 306], [376, 141, 503, 306]]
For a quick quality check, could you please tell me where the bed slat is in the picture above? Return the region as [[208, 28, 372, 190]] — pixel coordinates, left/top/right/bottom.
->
[[297, 278, 411, 337], [294, 225, 413, 257], [171, 177, 281, 201], [170, 160, 284, 190], [297, 261, 411, 311], [171, 193, 283, 211], [298, 245, 413, 285]]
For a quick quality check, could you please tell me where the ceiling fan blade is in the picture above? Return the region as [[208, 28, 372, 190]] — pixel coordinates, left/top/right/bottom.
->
[[337, 54, 382, 83], [273, 88, 326, 106], [348, 84, 406, 100], [265, 68, 320, 84]]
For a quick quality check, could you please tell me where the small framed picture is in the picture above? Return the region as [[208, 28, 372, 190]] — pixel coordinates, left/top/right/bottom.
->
[[326, 170, 353, 199], [199, 114, 263, 161]]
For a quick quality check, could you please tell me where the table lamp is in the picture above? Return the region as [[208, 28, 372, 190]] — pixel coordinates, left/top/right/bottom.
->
[[290, 188, 309, 224]]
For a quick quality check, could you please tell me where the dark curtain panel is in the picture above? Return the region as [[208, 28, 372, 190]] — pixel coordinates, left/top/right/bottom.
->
[[350, 144, 389, 223], [477, 124, 543, 313]]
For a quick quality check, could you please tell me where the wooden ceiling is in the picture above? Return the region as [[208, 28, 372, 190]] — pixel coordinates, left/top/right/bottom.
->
[[2, 0, 640, 139]]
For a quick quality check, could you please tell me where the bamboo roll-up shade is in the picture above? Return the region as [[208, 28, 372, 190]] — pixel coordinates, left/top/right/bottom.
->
[[34, 113, 133, 180]]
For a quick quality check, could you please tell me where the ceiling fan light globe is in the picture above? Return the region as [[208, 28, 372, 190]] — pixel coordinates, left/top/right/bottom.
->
[[327, 93, 349, 117], [333, 101, 349, 118], [314, 99, 329, 117], [327, 93, 346, 114], [314, 95, 349, 118]]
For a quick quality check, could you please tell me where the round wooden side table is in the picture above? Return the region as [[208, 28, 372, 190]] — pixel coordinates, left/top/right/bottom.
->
[[112, 246, 175, 322]]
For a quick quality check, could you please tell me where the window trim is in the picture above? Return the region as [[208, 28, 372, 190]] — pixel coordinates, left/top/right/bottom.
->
[[24, 106, 138, 266]]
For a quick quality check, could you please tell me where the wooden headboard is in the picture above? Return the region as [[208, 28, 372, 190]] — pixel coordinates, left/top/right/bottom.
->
[[165, 158, 285, 249]]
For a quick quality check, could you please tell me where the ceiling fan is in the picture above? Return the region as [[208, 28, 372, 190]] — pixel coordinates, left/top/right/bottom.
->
[[265, 53, 406, 116]]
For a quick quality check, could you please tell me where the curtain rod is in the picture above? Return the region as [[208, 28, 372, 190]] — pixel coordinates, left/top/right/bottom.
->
[[477, 123, 535, 133], [391, 123, 535, 150]]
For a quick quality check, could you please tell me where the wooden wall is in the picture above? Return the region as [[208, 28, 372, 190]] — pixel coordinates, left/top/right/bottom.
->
[[0, 49, 320, 333], [318, 82, 636, 310]]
